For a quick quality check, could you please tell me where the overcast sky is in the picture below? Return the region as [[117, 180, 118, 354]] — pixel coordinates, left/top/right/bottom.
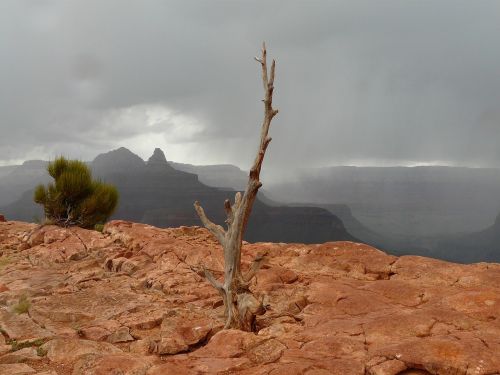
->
[[2, 0, 500, 174]]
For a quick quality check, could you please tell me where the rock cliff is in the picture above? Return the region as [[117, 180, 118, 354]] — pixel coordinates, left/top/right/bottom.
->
[[435, 213, 500, 263], [0, 220, 498, 374], [1, 148, 356, 244]]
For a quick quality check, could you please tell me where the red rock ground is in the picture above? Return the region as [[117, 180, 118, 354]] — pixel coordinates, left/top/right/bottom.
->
[[0, 220, 498, 375]]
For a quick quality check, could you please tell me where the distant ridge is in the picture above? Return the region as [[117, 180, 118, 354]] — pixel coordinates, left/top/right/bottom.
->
[[435, 213, 500, 263], [171, 162, 247, 190], [147, 148, 170, 167], [1, 148, 499, 262], [1, 147, 356, 244], [92, 147, 145, 175]]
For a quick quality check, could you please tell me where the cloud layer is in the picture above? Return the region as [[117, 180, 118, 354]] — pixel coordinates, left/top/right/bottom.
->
[[2, 0, 500, 173]]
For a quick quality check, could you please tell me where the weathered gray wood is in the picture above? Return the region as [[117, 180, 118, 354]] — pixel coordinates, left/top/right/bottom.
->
[[193, 43, 278, 331]]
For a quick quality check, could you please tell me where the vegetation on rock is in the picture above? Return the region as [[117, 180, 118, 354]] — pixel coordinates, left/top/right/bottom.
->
[[0, 256, 10, 269], [8, 338, 46, 353], [34, 157, 118, 229], [12, 295, 31, 314]]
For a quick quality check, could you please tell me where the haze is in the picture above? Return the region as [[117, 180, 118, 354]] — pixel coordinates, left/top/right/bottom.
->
[[2, 1, 500, 181]]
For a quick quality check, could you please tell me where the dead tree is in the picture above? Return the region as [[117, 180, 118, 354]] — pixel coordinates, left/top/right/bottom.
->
[[194, 43, 278, 331]]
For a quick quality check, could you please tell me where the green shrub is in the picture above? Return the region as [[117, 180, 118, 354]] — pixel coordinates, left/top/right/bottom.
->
[[94, 223, 104, 232], [37, 345, 48, 356], [34, 157, 118, 229], [8, 338, 46, 352], [12, 295, 31, 314]]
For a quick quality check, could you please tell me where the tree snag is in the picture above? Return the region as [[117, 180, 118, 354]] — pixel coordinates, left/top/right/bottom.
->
[[194, 43, 278, 331]]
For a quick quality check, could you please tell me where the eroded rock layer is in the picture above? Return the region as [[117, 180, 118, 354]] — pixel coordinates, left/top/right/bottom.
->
[[0, 220, 498, 375]]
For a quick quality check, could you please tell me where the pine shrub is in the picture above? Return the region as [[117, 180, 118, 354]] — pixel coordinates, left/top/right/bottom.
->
[[34, 157, 118, 229]]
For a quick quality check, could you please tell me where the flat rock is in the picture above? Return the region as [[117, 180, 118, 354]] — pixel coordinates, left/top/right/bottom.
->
[[0, 308, 53, 341], [373, 335, 500, 374], [0, 347, 40, 364], [117, 309, 164, 330], [41, 338, 121, 362], [0, 221, 499, 374], [149, 309, 214, 355], [80, 326, 111, 341], [107, 326, 134, 343], [191, 329, 264, 359], [0, 363, 36, 375], [369, 359, 407, 375], [190, 357, 250, 373], [72, 353, 155, 375], [129, 340, 150, 355], [0, 346, 10, 356], [146, 363, 191, 375]]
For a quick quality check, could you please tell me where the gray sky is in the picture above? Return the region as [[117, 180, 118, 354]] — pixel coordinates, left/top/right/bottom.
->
[[2, 0, 500, 174]]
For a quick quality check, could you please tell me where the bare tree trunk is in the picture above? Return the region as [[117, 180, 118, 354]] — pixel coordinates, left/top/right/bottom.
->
[[194, 43, 278, 331]]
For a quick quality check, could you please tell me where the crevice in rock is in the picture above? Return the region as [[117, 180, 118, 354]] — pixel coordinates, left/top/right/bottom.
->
[[397, 368, 432, 375], [152, 326, 216, 357], [68, 229, 89, 253], [414, 292, 429, 308], [417, 319, 437, 338], [449, 277, 460, 287], [335, 295, 348, 304], [183, 328, 214, 353], [477, 337, 490, 349], [360, 323, 368, 352], [388, 259, 399, 280]]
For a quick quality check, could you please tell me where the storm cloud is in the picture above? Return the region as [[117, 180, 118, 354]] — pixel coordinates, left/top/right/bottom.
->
[[2, 0, 500, 176]]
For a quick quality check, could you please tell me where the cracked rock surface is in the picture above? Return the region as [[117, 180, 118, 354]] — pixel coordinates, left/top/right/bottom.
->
[[0, 220, 498, 375]]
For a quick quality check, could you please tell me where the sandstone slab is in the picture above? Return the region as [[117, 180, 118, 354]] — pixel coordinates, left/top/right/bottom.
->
[[41, 338, 121, 362], [72, 353, 155, 375], [0, 363, 35, 375], [107, 326, 134, 343], [0, 221, 498, 374], [0, 308, 53, 341], [0, 347, 40, 364]]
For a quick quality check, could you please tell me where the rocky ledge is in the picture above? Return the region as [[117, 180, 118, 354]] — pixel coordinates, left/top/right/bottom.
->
[[0, 220, 498, 375]]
